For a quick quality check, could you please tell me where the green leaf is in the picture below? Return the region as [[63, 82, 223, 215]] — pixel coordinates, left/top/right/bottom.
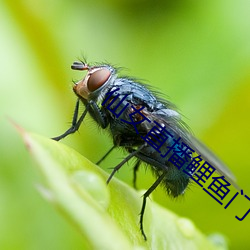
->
[[19, 128, 227, 250]]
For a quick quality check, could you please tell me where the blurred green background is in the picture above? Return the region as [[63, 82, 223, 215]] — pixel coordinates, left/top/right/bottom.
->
[[0, 0, 250, 249]]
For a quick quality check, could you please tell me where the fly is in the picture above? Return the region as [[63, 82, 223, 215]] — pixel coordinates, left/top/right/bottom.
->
[[52, 60, 237, 240]]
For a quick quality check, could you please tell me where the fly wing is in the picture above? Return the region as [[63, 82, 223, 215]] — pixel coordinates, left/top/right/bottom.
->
[[186, 135, 240, 190], [143, 108, 239, 190]]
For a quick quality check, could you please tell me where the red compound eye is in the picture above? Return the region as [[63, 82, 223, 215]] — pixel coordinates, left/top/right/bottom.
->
[[87, 68, 111, 92]]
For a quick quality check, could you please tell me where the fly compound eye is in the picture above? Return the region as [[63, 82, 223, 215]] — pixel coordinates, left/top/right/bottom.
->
[[87, 68, 111, 92]]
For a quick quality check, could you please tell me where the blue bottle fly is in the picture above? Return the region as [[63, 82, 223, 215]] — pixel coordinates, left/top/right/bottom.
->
[[52, 60, 237, 240]]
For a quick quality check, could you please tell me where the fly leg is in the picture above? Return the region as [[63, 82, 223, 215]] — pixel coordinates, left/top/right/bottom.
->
[[96, 145, 116, 165], [107, 144, 146, 184], [52, 99, 108, 141], [99, 148, 141, 188], [88, 100, 108, 129], [52, 99, 88, 141], [133, 160, 141, 189], [140, 173, 166, 240]]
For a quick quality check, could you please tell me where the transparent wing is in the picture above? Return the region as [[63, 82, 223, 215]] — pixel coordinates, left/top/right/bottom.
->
[[187, 134, 239, 189], [144, 108, 239, 190]]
